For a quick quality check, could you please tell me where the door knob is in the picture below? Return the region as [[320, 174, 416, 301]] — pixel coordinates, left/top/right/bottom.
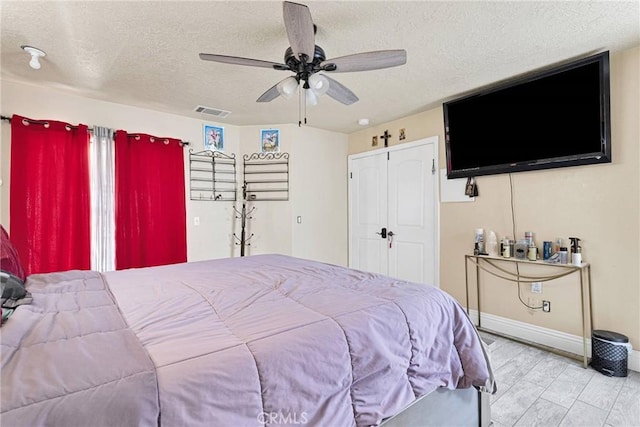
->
[[375, 227, 387, 238]]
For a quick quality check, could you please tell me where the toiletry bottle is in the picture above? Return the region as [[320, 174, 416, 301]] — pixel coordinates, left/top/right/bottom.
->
[[525, 231, 537, 260], [475, 229, 485, 254], [569, 237, 582, 266], [501, 237, 511, 257], [487, 231, 498, 257], [559, 247, 568, 264], [525, 231, 534, 247], [572, 248, 582, 266], [543, 241, 552, 260], [554, 238, 563, 255], [515, 239, 528, 260]]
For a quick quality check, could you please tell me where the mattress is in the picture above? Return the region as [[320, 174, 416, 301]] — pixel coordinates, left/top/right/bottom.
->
[[1, 254, 493, 426]]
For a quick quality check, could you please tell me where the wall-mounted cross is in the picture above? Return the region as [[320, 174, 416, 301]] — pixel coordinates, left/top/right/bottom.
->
[[380, 130, 392, 147]]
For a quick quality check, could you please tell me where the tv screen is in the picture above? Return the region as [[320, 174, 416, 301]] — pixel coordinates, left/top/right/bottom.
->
[[444, 51, 611, 179]]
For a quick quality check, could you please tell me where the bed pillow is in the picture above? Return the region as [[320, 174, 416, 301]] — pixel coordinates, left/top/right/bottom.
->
[[1, 225, 26, 281], [1, 272, 28, 302]]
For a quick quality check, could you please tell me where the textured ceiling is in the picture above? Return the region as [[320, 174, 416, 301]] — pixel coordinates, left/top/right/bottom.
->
[[1, 1, 639, 134]]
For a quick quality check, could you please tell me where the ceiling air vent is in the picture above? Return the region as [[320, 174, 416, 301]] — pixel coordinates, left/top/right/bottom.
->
[[194, 105, 231, 118]]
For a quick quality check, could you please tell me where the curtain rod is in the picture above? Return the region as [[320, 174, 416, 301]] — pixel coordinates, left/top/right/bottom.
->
[[0, 114, 190, 146]]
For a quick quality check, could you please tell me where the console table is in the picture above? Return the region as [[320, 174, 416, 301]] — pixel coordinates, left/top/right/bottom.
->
[[464, 254, 593, 368]]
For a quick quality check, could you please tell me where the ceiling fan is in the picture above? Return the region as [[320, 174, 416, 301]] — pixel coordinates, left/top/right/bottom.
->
[[199, 1, 407, 121]]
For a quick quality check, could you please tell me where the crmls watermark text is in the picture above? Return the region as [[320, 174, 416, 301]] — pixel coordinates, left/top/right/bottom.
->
[[256, 411, 308, 425]]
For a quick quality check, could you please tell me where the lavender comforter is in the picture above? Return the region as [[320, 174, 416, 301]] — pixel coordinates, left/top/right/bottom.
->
[[1, 254, 492, 426]]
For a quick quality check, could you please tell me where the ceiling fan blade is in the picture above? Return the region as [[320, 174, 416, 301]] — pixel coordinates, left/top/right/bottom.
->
[[283, 1, 315, 63], [321, 50, 407, 73], [199, 53, 287, 70], [256, 82, 282, 103], [324, 75, 359, 105]]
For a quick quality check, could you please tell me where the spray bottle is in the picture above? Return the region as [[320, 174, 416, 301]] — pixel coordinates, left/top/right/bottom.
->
[[569, 237, 582, 266]]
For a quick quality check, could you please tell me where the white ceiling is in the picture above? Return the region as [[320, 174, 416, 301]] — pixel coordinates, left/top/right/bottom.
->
[[1, 1, 638, 134]]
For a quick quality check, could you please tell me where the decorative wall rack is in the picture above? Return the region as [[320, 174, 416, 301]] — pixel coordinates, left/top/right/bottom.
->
[[243, 152, 289, 201], [189, 150, 237, 201]]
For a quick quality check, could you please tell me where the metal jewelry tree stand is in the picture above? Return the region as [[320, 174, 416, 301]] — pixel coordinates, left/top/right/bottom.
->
[[232, 152, 289, 256], [233, 183, 255, 256]]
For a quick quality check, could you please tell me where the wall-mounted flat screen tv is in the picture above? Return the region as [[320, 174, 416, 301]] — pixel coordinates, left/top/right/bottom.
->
[[444, 51, 611, 179]]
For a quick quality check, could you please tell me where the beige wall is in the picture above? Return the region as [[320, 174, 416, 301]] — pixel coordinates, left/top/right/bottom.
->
[[2, 46, 637, 348], [290, 125, 348, 266], [349, 46, 640, 349], [236, 124, 349, 266], [0, 80, 348, 266]]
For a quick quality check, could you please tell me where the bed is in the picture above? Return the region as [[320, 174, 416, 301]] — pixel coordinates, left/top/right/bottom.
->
[[1, 254, 495, 426]]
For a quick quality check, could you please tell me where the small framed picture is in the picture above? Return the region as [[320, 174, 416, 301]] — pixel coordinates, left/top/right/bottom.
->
[[204, 124, 224, 151], [372, 136, 378, 146], [261, 129, 280, 153]]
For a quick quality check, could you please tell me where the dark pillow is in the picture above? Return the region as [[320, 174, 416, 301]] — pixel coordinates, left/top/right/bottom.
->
[[1, 272, 27, 301], [1, 225, 26, 281]]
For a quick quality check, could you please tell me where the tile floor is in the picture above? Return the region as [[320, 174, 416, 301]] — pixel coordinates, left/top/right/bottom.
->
[[479, 331, 640, 427]]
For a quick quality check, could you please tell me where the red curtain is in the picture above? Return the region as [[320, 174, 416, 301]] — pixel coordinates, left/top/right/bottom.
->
[[115, 131, 187, 270], [10, 115, 90, 275]]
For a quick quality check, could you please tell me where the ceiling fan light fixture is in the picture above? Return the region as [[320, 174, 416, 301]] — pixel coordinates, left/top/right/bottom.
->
[[305, 88, 319, 106], [21, 45, 46, 70], [308, 74, 329, 96], [277, 76, 299, 99]]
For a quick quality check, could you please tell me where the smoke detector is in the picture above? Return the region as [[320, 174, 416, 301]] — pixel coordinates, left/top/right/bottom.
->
[[21, 45, 46, 70]]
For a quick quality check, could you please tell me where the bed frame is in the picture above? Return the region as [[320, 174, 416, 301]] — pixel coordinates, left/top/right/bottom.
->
[[383, 332, 494, 427], [381, 387, 491, 427]]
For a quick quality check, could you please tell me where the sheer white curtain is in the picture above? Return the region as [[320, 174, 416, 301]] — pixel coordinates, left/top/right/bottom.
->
[[90, 126, 115, 272]]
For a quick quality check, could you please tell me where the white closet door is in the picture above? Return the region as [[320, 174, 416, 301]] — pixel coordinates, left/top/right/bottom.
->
[[349, 138, 438, 285], [349, 152, 388, 275], [387, 143, 436, 284]]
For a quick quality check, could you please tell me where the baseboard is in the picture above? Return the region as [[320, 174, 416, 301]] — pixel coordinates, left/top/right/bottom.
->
[[469, 310, 639, 372]]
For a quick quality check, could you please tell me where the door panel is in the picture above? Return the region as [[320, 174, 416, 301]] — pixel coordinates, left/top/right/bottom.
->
[[357, 236, 385, 274], [388, 144, 436, 284], [349, 153, 388, 275], [396, 161, 425, 227], [357, 166, 383, 226], [395, 241, 424, 284]]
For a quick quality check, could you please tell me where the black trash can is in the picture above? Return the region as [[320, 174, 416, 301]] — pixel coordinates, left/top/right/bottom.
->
[[591, 330, 631, 377]]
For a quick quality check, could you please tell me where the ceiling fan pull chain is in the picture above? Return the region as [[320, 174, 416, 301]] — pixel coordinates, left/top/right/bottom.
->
[[298, 83, 303, 127]]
